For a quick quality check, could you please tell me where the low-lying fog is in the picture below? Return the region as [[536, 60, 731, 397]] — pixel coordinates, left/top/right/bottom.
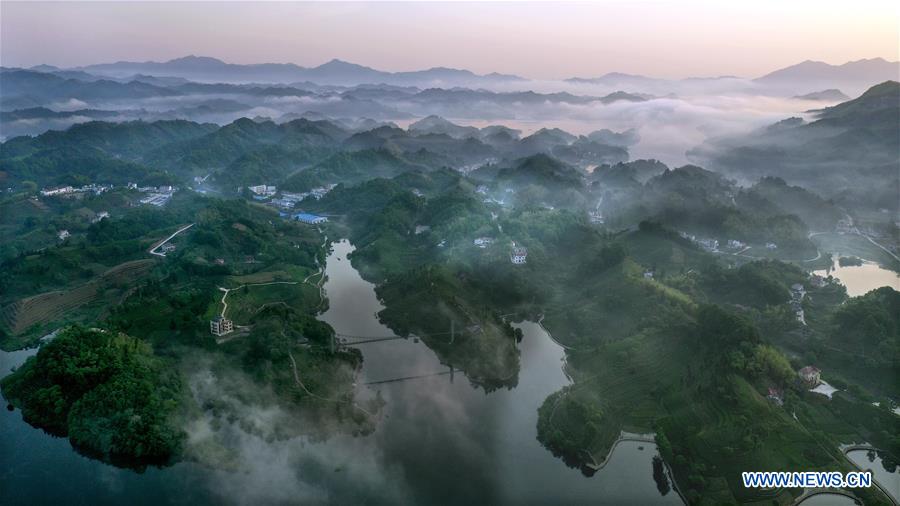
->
[[2, 79, 844, 167]]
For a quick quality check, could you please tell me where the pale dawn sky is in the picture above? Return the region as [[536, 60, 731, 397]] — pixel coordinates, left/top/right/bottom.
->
[[1, 1, 898, 79]]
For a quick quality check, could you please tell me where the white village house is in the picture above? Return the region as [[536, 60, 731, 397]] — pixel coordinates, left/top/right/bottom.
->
[[697, 238, 719, 252], [210, 315, 234, 336], [473, 237, 494, 248], [510, 243, 527, 264], [41, 186, 74, 196], [248, 184, 277, 196]]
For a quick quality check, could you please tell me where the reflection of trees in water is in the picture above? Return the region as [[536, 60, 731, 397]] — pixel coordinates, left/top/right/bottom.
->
[[653, 455, 671, 496], [878, 451, 898, 474], [862, 449, 898, 474]]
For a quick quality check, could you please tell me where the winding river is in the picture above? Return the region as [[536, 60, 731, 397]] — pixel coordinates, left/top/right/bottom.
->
[[0, 239, 680, 505]]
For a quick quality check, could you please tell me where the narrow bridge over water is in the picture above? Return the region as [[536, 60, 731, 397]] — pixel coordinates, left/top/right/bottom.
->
[[333, 329, 457, 385]]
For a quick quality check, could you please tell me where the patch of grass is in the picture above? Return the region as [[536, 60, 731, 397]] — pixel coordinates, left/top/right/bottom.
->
[[224, 282, 319, 325], [813, 232, 900, 272]]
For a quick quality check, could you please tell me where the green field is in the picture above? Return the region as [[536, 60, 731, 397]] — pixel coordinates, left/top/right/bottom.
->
[[812, 232, 900, 272]]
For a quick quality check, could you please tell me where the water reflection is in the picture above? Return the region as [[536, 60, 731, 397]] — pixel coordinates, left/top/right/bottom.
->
[[316, 239, 681, 504], [845, 449, 900, 504], [798, 493, 860, 506], [0, 239, 681, 505], [814, 258, 900, 297]]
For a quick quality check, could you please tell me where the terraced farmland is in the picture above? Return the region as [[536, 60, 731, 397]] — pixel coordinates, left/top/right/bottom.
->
[[0, 259, 157, 345]]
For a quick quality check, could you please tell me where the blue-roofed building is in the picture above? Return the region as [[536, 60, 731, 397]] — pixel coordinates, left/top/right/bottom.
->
[[293, 213, 328, 224]]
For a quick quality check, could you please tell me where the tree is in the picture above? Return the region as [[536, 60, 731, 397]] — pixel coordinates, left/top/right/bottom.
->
[[695, 304, 759, 353]]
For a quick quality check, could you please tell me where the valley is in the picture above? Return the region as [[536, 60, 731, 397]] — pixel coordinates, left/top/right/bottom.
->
[[0, 36, 898, 506]]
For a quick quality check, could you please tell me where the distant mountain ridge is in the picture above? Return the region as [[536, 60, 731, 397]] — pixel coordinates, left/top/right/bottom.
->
[[793, 89, 849, 101], [17, 55, 900, 92], [566, 58, 898, 96], [75, 55, 526, 87], [754, 58, 899, 94], [756, 58, 898, 83]]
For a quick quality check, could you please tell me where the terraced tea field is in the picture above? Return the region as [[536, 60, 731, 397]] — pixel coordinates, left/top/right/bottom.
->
[[0, 259, 156, 346]]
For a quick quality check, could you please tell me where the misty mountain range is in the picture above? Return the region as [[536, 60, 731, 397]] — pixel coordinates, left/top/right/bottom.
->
[[16, 55, 899, 92], [1, 56, 897, 169], [54, 55, 527, 88], [754, 57, 900, 91], [689, 80, 900, 211]]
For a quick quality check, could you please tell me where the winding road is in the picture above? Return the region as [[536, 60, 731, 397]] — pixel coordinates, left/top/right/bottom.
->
[[148, 223, 194, 257], [218, 281, 300, 318]]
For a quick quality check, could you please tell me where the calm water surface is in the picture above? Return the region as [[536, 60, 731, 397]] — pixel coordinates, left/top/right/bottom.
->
[[814, 259, 900, 297], [845, 449, 900, 503], [798, 493, 859, 506], [0, 239, 680, 505]]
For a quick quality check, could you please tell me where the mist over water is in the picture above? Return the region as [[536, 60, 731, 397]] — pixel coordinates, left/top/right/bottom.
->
[[1, 8, 898, 502], [0, 241, 681, 505]]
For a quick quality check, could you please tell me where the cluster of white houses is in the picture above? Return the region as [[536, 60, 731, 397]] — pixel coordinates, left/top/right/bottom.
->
[[40, 186, 75, 196], [126, 184, 178, 207], [469, 236, 528, 264], [127, 183, 175, 193], [678, 232, 779, 253], [139, 193, 174, 207], [248, 184, 277, 197], [248, 184, 337, 208], [697, 238, 718, 252], [468, 236, 528, 264], [40, 183, 112, 197], [473, 237, 494, 248], [680, 232, 719, 252]]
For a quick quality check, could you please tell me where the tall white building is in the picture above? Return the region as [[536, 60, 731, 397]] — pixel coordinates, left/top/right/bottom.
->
[[210, 316, 234, 336]]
